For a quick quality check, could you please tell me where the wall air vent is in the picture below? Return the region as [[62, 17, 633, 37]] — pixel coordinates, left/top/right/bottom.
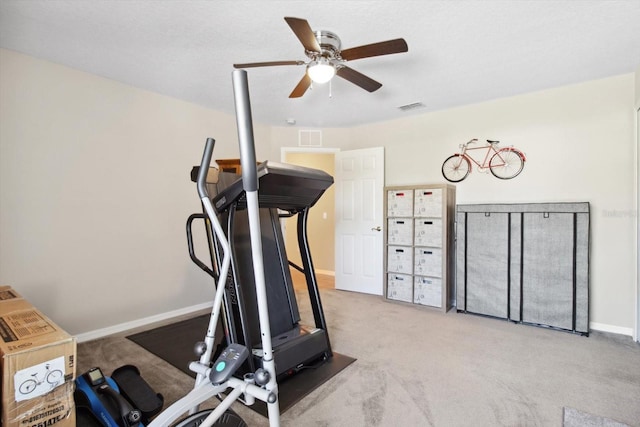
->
[[398, 102, 425, 112], [299, 130, 322, 147]]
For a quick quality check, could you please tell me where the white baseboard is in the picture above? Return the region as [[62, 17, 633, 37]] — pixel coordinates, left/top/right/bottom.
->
[[75, 302, 213, 343], [75, 303, 634, 342], [315, 269, 335, 276], [589, 322, 634, 337]]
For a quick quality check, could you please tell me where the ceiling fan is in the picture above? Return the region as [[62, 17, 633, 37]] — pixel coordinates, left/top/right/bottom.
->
[[233, 17, 409, 98]]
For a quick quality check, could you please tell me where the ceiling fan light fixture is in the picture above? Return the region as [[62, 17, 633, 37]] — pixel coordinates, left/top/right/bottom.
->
[[307, 59, 335, 84]]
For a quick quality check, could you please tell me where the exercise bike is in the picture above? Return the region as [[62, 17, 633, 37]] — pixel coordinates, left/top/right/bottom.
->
[[148, 70, 281, 427]]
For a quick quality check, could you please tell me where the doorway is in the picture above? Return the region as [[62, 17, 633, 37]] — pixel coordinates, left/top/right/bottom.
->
[[281, 146, 385, 295], [282, 148, 338, 289]]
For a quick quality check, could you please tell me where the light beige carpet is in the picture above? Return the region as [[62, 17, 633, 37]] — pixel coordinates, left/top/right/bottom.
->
[[564, 407, 631, 427], [79, 281, 640, 426]]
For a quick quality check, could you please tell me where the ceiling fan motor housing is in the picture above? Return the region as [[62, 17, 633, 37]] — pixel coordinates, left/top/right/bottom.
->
[[311, 30, 341, 60]]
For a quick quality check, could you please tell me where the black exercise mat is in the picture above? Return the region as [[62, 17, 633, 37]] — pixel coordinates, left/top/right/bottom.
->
[[126, 315, 356, 416], [127, 315, 212, 378]]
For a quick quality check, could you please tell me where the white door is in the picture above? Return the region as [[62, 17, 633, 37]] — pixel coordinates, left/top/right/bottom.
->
[[335, 147, 384, 294]]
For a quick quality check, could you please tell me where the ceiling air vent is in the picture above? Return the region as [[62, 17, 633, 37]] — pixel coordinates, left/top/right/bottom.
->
[[398, 102, 425, 112]]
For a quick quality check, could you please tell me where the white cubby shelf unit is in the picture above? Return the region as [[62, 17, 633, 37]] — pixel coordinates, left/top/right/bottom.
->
[[384, 184, 456, 312]]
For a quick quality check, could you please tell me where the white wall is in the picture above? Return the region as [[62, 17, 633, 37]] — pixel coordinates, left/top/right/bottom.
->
[[1, 48, 637, 336], [0, 49, 269, 335]]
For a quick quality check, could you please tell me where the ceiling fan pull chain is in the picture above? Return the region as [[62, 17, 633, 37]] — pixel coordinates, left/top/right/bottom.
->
[[329, 79, 333, 98]]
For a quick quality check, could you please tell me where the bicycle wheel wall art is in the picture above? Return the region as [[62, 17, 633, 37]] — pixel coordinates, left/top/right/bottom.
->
[[441, 139, 526, 183]]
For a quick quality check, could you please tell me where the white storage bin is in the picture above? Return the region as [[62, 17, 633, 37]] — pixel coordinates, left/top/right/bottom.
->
[[387, 274, 413, 302], [387, 190, 413, 217], [387, 218, 413, 246], [387, 246, 412, 273], [414, 219, 442, 247], [414, 188, 443, 218], [414, 247, 442, 277], [414, 276, 442, 307]]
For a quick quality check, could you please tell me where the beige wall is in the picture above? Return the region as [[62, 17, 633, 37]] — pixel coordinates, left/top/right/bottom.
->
[[0, 49, 270, 335], [1, 47, 637, 336], [271, 74, 638, 334], [635, 66, 640, 106], [358, 75, 636, 332]]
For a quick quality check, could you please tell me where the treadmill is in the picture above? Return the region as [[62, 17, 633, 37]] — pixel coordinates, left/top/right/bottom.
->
[[190, 160, 334, 379]]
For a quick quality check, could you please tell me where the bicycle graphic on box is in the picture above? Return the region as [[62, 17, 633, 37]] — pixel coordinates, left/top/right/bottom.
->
[[441, 139, 526, 182], [16, 360, 64, 400]]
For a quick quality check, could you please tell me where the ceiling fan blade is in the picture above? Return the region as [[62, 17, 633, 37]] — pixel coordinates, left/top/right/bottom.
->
[[289, 73, 312, 98], [234, 60, 305, 69], [336, 66, 382, 92], [284, 17, 321, 52], [340, 38, 408, 61]]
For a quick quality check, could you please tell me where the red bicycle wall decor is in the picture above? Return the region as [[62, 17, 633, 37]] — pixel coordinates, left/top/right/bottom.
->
[[441, 139, 526, 182]]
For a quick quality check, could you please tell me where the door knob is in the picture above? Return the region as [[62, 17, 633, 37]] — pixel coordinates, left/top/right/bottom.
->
[[371, 226, 381, 231]]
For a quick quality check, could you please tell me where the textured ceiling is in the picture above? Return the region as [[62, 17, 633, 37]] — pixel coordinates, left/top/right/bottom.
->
[[1, 0, 639, 128]]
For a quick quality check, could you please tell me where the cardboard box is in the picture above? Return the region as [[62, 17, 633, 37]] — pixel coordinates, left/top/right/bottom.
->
[[0, 287, 23, 301], [0, 285, 76, 427]]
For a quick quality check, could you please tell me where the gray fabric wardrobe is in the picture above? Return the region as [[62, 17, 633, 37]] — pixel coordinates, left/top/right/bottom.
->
[[456, 203, 590, 335]]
